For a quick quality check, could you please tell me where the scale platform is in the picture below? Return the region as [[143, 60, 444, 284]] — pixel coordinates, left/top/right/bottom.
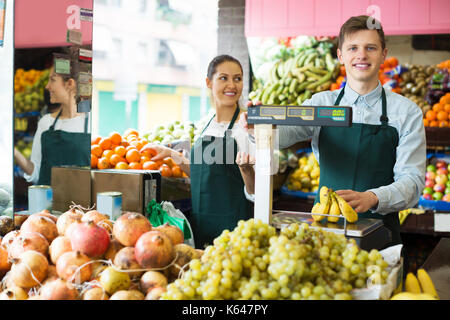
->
[[247, 105, 352, 127]]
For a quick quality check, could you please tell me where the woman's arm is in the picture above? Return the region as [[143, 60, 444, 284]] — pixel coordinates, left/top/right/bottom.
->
[[236, 151, 255, 195], [14, 147, 34, 176], [141, 144, 191, 177]]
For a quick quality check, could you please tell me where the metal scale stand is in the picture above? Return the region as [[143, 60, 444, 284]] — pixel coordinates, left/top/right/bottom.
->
[[247, 104, 392, 251]]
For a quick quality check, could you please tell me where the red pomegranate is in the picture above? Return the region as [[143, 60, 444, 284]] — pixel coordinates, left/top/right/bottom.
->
[[40, 278, 79, 300], [81, 210, 109, 224], [134, 231, 175, 269], [56, 208, 83, 236], [30, 210, 58, 224], [69, 220, 110, 258], [20, 215, 58, 243], [155, 222, 184, 245], [112, 212, 152, 247]]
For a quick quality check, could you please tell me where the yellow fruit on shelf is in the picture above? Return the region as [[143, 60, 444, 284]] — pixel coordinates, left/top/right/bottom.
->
[[390, 292, 437, 300], [334, 192, 358, 223], [417, 269, 439, 299], [405, 272, 422, 294]]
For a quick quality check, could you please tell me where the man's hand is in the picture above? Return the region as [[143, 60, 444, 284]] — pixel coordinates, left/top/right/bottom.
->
[[335, 189, 379, 213]]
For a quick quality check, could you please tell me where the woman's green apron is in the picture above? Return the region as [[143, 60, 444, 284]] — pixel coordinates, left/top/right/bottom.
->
[[317, 87, 401, 247], [190, 106, 252, 248], [38, 111, 91, 185]]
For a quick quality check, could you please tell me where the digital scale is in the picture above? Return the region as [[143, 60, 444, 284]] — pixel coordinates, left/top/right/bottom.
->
[[247, 104, 391, 250]]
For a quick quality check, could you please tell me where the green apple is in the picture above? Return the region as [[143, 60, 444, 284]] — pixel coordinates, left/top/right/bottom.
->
[[433, 192, 443, 201], [423, 187, 433, 195], [445, 187, 450, 195], [426, 164, 437, 172]]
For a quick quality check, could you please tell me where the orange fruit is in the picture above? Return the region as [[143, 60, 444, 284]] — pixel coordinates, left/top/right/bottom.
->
[[430, 120, 439, 127], [439, 120, 448, 127], [141, 147, 158, 159], [125, 145, 137, 152], [437, 111, 449, 121], [182, 172, 188, 178], [110, 154, 125, 166], [128, 162, 142, 170], [91, 144, 103, 158], [140, 156, 151, 164], [115, 162, 129, 170], [172, 165, 182, 178], [91, 155, 98, 169], [91, 136, 101, 145], [440, 95, 450, 104], [126, 149, 141, 163], [426, 110, 437, 121], [102, 149, 115, 161], [114, 146, 127, 157], [163, 157, 176, 168], [159, 164, 172, 177], [423, 119, 429, 127], [99, 138, 112, 150], [109, 132, 122, 145], [140, 140, 148, 147], [432, 103, 444, 113], [142, 161, 159, 170], [120, 141, 130, 148], [124, 129, 139, 138], [110, 143, 119, 151], [97, 157, 110, 169], [130, 140, 143, 151], [444, 104, 450, 113], [155, 160, 164, 168]]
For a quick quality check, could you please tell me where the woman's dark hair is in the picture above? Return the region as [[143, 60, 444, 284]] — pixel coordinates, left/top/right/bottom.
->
[[338, 15, 385, 50], [207, 54, 243, 79]]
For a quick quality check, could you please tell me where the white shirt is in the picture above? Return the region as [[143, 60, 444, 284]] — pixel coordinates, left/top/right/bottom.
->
[[24, 113, 91, 184]]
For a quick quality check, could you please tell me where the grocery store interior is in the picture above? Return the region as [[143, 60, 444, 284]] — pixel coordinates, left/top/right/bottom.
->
[[0, 0, 449, 301]]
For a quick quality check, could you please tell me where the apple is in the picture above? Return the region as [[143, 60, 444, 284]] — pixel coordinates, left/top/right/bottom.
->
[[425, 179, 435, 188], [435, 175, 448, 186], [445, 187, 450, 195], [427, 164, 437, 172], [435, 160, 447, 169], [443, 194, 450, 202], [422, 193, 433, 200], [436, 167, 449, 176], [448, 163, 450, 171], [447, 180, 450, 188], [433, 192, 444, 201], [434, 183, 446, 193], [425, 171, 436, 181], [423, 187, 433, 195]]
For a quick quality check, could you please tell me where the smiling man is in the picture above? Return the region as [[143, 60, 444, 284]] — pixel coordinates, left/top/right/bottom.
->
[[240, 15, 426, 248]]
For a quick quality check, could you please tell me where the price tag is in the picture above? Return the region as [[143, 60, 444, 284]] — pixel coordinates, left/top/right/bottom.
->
[[79, 48, 92, 62], [78, 72, 92, 98], [54, 58, 71, 75], [80, 8, 93, 22], [66, 29, 82, 45], [434, 213, 450, 232]]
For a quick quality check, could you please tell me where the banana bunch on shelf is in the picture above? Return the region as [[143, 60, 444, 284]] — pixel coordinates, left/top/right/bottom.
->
[[391, 269, 439, 300], [14, 117, 28, 132], [311, 186, 358, 223], [249, 48, 339, 106], [398, 208, 425, 225]]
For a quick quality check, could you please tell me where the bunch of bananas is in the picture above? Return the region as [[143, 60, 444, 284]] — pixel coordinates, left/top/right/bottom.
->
[[248, 48, 339, 106], [390, 269, 439, 300], [286, 153, 319, 192], [398, 208, 425, 225], [14, 117, 28, 132], [311, 186, 358, 223]]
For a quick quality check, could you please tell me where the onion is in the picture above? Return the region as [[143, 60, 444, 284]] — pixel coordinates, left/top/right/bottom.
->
[[81, 210, 108, 224], [113, 247, 143, 279], [112, 212, 152, 247], [20, 215, 58, 243], [145, 286, 166, 300], [56, 251, 92, 284], [69, 220, 110, 258], [0, 286, 28, 300], [49, 236, 72, 264], [9, 231, 49, 260], [0, 245, 11, 273], [109, 290, 145, 300], [139, 271, 168, 294], [104, 238, 124, 261], [56, 208, 83, 236], [169, 243, 198, 279], [154, 222, 184, 245], [31, 210, 58, 224], [82, 287, 109, 300], [1, 230, 20, 251], [10, 250, 48, 289], [40, 278, 79, 300], [134, 231, 175, 269]]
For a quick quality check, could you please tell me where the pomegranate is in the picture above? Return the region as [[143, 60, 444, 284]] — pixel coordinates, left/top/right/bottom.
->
[[155, 222, 184, 245], [145, 286, 166, 300], [112, 212, 152, 247], [0, 245, 11, 273], [90, 261, 108, 280], [97, 219, 113, 235], [56, 208, 83, 236], [64, 220, 83, 239], [104, 238, 124, 261], [40, 278, 79, 300], [1, 230, 20, 251], [49, 236, 72, 264], [0, 286, 28, 300], [31, 210, 58, 224], [10, 250, 48, 289], [169, 243, 198, 279], [9, 232, 49, 260], [82, 287, 109, 300], [69, 220, 110, 258], [109, 289, 145, 300], [45, 265, 58, 282], [113, 247, 143, 279], [99, 266, 131, 295], [56, 251, 92, 284], [81, 210, 108, 224], [135, 231, 175, 269], [140, 271, 168, 294], [20, 215, 58, 243]]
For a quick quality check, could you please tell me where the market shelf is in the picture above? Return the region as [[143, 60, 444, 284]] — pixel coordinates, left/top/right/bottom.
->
[[425, 127, 450, 147]]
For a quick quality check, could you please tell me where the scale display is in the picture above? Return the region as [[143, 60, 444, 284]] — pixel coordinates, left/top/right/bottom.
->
[[248, 105, 352, 127]]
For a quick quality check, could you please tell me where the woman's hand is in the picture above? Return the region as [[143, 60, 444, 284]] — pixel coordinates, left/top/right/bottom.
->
[[335, 189, 379, 213], [236, 151, 255, 195], [238, 100, 261, 133], [140, 144, 174, 161], [235, 151, 255, 170]]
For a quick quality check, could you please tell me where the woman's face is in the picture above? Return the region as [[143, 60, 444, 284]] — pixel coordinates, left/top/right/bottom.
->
[[45, 67, 74, 104], [206, 61, 243, 109]]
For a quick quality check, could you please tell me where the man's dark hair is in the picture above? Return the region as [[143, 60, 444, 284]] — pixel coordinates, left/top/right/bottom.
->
[[338, 15, 385, 50]]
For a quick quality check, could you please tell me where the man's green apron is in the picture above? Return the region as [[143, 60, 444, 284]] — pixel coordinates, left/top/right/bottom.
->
[[190, 106, 252, 249], [38, 111, 91, 185], [317, 86, 401, 247]]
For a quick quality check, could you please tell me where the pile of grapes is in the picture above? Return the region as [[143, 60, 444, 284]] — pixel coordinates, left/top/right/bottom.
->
[[161, 219, 389, 300]]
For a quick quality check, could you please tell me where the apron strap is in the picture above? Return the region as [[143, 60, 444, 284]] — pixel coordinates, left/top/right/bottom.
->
[[84, 112, 89, 134], [334, 87, 346, 106], [201, 105, 240, 134], [49, 109, 62, 131]]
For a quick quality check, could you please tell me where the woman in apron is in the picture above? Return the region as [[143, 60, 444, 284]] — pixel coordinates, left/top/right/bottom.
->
[[141, 55, 253, 248], [14, 56, 90, 187]]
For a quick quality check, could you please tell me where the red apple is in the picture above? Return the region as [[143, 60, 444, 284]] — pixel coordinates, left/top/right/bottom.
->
[[425, 179, 435, 189], [436, 160, 447, 169], [435, 175, 448, 186], [422, 193, 433, 200], [436, 168, 449, 176], [434, 183, 446, 193], [426, 171, 436, 181]]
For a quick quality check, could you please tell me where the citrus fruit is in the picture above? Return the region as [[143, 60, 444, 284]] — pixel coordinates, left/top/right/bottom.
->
[[109, 132, 122, 145], [91, 155, 98, 169], [99, 138, 112, 150], [115, 162, 129, 170], [142, 161, 159, 170], [128, 162, 142, 170], [110, 154, 125, 167], [171, 165, 182, 178], [141, 147, 157, 159], [97, 157, 110, 169], [126, 149, 141, 163], [91, 145, 103, 158], [114, 146, 126, 157], [159, 164, 172, 177]]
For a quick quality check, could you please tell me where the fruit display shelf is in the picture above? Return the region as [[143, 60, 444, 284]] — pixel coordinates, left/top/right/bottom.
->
[[425, 127, 450, 147]]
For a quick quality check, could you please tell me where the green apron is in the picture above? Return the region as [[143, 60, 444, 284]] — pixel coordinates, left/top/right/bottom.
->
[[190, 106, 252, 249], [316, 86, 401, 247], [38, 111, 91, 185]]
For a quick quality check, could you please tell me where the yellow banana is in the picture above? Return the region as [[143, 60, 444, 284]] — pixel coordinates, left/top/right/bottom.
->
[[417, 269, 439, 299], [319, 186, 329, 204], [334, 193, 358, 223], [390, 292, 437, 300], [311, 193, 331, 222], [311, 202, 324, 222], [327, 193, 341, 223], [405, 272, 421, 294]]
